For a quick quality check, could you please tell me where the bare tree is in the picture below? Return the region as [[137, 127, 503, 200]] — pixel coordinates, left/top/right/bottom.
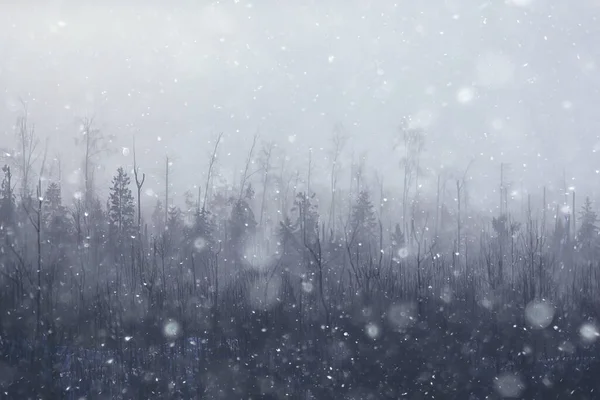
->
[[76, 116, 111, 208], [396, 119, 425, 243], [22, 147, 47, 351], [456, 159, 474, 265], [411, 213, 432, 316], [203, 132, 223, 212], [434, 172, 444, 238], [258, 140, 275, 226], [132, 137, 146, 233], [238, 132, 259, 201], [276, 156, 295, 220], [328, 124, 346, 236], [374, 170, 385, 220], [14, 102, 40, 200]]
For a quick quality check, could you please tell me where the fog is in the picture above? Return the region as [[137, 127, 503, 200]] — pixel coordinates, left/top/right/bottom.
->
[[3, 2, 600, 398], [1, 0, 600, 207]]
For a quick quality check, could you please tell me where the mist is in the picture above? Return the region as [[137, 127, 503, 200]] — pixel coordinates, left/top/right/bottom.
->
[[2, 1, 600, 398], [2, 0, 600, 208]]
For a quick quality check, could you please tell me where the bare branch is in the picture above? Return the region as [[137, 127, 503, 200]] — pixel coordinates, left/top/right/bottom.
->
[[203, 132, 223, 211]]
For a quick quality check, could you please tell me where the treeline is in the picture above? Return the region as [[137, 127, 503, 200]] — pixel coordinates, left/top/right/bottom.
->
[[0, 116, 599, 398]]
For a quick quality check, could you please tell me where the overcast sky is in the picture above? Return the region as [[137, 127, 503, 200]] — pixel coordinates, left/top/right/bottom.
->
[[1, 0, 600, 211]]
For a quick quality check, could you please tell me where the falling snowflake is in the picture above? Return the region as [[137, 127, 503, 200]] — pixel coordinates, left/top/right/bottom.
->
[[193, 237, 207, 252], [163, 320, 181, 339], [580, 323, 599, 343], [397, 247, 409, 259], [456, 87, 475, 104], [365, 323, 380, 339], [524, 300, 554, 329], [494, 372, 525, 398]]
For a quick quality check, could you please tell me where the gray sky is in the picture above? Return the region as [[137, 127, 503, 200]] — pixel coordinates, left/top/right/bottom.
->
[[1, 0, 600, 211]]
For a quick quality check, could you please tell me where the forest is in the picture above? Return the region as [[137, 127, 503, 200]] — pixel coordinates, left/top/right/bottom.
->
[[1, 112, 599, 399]]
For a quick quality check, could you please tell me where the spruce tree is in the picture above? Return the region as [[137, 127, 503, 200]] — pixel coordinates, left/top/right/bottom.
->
[[292, 192, 319, 244], [187, 207, 215, 253], [391, 223, 405, 249], [576, 196, 599, 261], [43, 182, 72, 249], [0, 165, 15, 236], [351, 190, 377, 240], [108, 167, 135, 242]]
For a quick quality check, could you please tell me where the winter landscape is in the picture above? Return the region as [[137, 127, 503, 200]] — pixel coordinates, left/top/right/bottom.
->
[[1, 1, 600, 399]]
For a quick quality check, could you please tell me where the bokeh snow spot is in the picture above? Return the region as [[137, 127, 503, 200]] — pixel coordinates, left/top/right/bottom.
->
[[388, 303, 416, 330], [579, 322, 599, 343], [558, 340, 575, 354], [302, 280, 314, 293], [456, 87, 475, 104], [397, 247, 409, 259], [440, 286, 453, 303], [193, 237, 207, 252], [494, 372, 525, 398], [524, 300, 554, 329], [163, 320, 181, 339], [365, 323, 380, 339]]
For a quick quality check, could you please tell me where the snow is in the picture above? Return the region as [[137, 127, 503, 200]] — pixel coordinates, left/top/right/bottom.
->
[[524, 300, 554, 329]]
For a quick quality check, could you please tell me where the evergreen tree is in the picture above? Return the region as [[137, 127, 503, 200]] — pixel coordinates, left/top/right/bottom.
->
[[351, 190, 377, 242], [391, 223, 405, 249], [43, 182, 72, 250], [44, 181, 61, 210], [166, 205, 183, 233], [183, 189, 196, 227], [576, 196, 599, 261], [186, 207, 215, 253], [108, 167, 135, 242], [492, 214, 520, 239], [291, 192, 319, 244], [165, 204, 184, 248], [0, 165, 15, 237]]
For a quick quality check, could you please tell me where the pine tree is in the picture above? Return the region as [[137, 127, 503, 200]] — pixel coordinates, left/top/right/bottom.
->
[[351, 190, 377, 240], [0, 165, 15, 236], [166, 205, 183, 232], [576, 196, 599, 261], [44, 181, 61, 210], [391, 223, 405, 249], [183, 189, 196, 227], [108, 167, 135, 242], [492, 214, 520, 238], [43, 182, 72, 248], [186, 207, 215, 253], [284, 192, 319, 250]]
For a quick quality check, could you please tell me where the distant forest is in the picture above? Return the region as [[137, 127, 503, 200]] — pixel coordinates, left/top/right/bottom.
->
[[0, 112, 599, 399]]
